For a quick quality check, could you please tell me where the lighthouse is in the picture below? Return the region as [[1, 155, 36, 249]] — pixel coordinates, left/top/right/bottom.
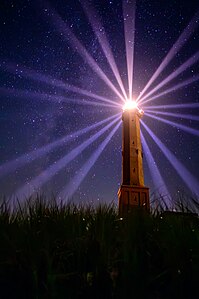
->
[[118, 100, 149, 215]]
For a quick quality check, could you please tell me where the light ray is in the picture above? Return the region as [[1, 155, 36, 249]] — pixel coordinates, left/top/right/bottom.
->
[[141, 121, 199, 196], [0, 113, 121, 179], [59, 121, 122, 201], [123, 0, 136, 99], [145, 110, 199, 121], [141, 74, 199, 105], [140, 131, 171, 200], [76, 99, 118, 109], [0, 86, 119, 109], [80, 0, 127, 100], [145, 103, 199, 110], [14, 116, 121, 199], [1, 61, 120, 107], [39, 1, 125, 102], [139, 51, 199, 104], [145, 113, 199, 137], [137, 10, 199, 101]]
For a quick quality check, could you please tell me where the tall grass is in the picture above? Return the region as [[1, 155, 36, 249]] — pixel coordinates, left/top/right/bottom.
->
[[0, 195, 198, 299]]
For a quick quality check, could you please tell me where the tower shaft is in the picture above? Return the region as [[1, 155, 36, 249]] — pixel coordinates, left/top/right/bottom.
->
[[122, 110, 144, 186], [118, 108, 149, 215]]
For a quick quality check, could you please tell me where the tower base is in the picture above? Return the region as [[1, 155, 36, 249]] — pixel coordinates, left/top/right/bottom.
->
[[118, 185, 149, 216]]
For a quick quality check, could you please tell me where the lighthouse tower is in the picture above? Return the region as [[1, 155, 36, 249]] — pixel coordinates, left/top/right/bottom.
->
[[118, 101, 149, 215]]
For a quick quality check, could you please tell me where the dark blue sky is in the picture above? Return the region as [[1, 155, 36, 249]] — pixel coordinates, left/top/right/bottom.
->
[[0, 0, 198, 204]]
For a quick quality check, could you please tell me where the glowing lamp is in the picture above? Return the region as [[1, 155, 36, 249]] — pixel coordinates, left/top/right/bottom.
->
[[123, 100, 144, 115], [123, 100, 137, 110]]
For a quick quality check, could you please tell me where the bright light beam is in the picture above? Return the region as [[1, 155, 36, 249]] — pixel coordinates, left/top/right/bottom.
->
[[139, 51, 199, 104], [145, 103, 199, 110], [137, 10, 199, 101], [0, 86, 119, 109], [81, 0, 127, 100], [0, 113, 121, 179], [1, 61, 120, 107], [123, 0, 136, 99], [145, 110, 199, 122], [141, 74, 199, 105], [14, 116, 121, 199], [140, 131, 171, 201], [59, 121, 122, 201], [40, 1, 125, 102], [141, 120, 199, 196], [145, 113, 199, 137]]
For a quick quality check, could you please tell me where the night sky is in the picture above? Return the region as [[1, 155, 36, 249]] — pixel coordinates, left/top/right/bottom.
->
[[0, 0, 198, 205]]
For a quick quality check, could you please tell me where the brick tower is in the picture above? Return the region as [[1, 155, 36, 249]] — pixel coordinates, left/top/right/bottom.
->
[[118, 101, 149, 215]]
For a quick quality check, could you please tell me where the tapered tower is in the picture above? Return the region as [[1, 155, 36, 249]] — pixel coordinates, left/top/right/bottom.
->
[[118, 101, 149, 215]]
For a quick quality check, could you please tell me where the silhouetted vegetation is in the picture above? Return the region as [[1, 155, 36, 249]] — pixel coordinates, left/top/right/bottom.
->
[[0, 195, 198, 299]]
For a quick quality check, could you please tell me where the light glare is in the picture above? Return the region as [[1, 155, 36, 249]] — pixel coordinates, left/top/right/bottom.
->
[[123, 100, 144, 115], [123, 100, 137, 110]]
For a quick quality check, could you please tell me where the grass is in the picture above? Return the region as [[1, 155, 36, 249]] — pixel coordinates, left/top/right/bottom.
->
[[0, 195, 198, 299]]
